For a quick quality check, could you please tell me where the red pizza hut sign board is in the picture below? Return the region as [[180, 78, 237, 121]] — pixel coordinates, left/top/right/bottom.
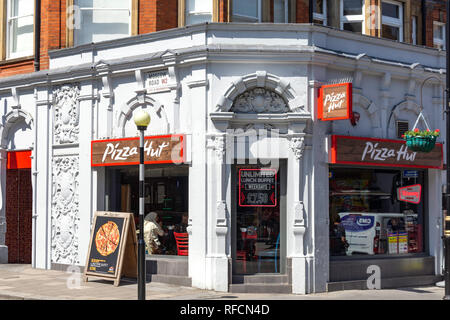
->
[[91, 134, 185, 167], [397, 184, 421, 204], [318, 83, 352, 121], [329, 135, 443, 169]]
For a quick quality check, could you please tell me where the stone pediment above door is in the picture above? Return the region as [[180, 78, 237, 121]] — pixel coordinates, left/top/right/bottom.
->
[[210, 71, 310, 132]]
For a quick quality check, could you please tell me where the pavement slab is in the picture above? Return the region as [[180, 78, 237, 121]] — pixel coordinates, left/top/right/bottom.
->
[[0, 264, 446, 300]]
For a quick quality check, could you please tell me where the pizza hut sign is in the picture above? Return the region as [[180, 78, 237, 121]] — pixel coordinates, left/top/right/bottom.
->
[[318, 83, 352, 121], [329, 135, 443, 169], [91, 134, 185, 166]]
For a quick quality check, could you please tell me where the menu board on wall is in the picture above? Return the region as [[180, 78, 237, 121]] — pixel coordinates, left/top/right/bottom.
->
[[239, 169, 277, 207], [84, 211, 137, 286]]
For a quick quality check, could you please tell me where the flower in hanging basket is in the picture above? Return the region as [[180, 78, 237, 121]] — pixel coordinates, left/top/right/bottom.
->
[[403, 128, 440, 152], [403, 128, 440, 138]]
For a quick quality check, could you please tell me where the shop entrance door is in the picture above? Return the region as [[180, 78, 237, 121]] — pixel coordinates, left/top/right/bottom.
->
[[5, 151, 32, 264], [232, 161, 286, 275]]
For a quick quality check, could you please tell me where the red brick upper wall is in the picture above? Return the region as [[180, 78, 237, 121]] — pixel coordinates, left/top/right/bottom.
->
[[0, 0, 446, 79], [139, 0, 177, 34]]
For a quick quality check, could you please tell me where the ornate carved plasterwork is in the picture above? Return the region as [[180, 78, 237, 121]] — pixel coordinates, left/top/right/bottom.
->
[[213, 135, 226, 161], [216, 200, 228, 235], [51, 156, 80, 265], [231, 88, 289, 114], [53, 85, 80, 144], [290, 137, 305, 160]]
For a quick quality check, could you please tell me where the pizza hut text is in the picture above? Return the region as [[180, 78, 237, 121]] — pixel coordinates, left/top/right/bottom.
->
[[324, 91, 346, 112], [101, 140, 170, 163], [361, 142, 416, 162]]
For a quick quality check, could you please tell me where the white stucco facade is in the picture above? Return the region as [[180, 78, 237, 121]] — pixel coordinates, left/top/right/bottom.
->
[[0, 23, 446, 293]]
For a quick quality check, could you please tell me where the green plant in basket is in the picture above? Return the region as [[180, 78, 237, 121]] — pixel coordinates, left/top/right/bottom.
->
[[402, 128, 440, 152]]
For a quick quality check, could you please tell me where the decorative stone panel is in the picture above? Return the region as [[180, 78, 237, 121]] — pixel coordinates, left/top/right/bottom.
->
[[231, 88, 289, 114], [53, 85, 80, 144], [51, 156, 80, 265]]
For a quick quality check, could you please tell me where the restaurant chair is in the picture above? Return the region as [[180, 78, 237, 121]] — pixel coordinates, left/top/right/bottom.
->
[[173, 232, 189, 256]]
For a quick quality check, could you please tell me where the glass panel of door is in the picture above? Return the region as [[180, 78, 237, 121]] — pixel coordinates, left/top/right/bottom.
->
[[233, 163, 284, 275]]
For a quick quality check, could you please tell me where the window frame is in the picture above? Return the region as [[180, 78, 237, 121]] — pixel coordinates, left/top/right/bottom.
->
[[5, 0, 34, 60], [67, 0, 138, 48], [185, 0, 214, 25], [381, 0, 403, 42], [179, 0, 219, 27], [273, 0, 290, 23], [231, 0, 262, 23], [433, 21, 446, 50], [313, 0, 327, 26], [340, 0, 365, 34]]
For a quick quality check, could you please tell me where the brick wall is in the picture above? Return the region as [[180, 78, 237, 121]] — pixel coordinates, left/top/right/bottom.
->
[[0, 0, 446, 79], [139, 0, 178, 35], [296, 0, 310, 23], [424, 0, 447, 48], [40, 0, 65, 70]]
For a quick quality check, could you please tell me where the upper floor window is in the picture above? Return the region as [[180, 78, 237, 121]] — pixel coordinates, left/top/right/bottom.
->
[[433, 21, 446, 50], [185, 0, 212, 25], [7, 0, 34, 59], [381, 0, 403, 42], [274, 0, 290, 23], [340, 0, 364, 34], [313, 0, 327, 26], [231, 0, 292, 23], [73, 0, 131, 46], [232, 0, 261, 22]]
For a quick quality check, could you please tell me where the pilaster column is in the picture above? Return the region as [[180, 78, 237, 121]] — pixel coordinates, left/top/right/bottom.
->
[[289, 135, 307, 294], [212, 134, 229, 292], [380, 72, 392, 138]]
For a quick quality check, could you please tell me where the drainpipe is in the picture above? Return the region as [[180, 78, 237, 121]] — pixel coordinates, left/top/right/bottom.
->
[[309, 0, 313, 23], [421, 0, 426, 46], [34, 0, 41, 72]]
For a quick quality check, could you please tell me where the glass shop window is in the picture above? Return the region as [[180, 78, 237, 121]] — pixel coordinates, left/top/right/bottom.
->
[[73, 0, 131, 46], [433, 21, 446, 50], [232, 0, 261, 22], [381, 0, 403, 42], [329, 168, 425, 257], [340, 0, 364, 34], [313, 0, 327, 25], [7, 0, 34, 59], [185, 0, 212, 25], [231, 0, 291, 23], [107, 165, 189, 256]]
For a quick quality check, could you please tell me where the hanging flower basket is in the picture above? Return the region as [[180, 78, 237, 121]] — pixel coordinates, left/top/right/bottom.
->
[[402, 128, 440, 153]]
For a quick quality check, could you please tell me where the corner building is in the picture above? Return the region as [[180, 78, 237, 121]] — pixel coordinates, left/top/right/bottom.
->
[[0, 0, 447, 294]]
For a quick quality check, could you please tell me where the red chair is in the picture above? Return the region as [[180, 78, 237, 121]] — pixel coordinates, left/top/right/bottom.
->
[[174, 232, 189, 256], [236, 250, 247, 273]]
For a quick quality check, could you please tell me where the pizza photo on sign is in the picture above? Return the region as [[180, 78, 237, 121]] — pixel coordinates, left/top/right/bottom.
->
[[95, 221, 120, 256]]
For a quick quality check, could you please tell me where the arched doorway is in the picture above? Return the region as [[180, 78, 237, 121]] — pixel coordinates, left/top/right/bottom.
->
[[1, 111, 33, 264]]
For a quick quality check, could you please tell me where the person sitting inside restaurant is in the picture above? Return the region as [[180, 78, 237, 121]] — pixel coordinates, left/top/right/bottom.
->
[[174, 213, 189, 233], [144, 212, 165, 254]]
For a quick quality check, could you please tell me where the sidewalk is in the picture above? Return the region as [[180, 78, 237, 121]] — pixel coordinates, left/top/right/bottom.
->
[[0, 264, 445, 300]]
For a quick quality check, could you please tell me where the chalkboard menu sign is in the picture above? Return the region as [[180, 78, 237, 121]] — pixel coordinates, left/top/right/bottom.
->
[[84, 211, 137, 286], [239, 168, 277, 207]]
